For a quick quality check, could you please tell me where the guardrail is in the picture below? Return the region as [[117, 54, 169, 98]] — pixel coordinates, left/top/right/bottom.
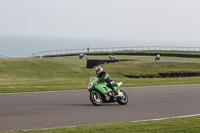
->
[[0, 55, 9, 58], [87, 59, 138, 68], [30, 46, 200, 58]]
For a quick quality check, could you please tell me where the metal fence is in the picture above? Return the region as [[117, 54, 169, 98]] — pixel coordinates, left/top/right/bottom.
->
[[0, 55, 9, 58], [30, 46, 200, 58]]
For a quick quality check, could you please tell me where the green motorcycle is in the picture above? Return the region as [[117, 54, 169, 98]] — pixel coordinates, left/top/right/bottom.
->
[[88, 77, 128, 106]]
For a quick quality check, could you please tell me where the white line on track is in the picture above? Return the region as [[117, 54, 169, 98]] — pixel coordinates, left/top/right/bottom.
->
[[130, 114, 200, 123], [22, 114, 200, 131]]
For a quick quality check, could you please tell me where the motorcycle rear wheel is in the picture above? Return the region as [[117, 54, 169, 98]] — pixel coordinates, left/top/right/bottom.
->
[[117, 90, 128, 105], [90, 92, 103, 106]]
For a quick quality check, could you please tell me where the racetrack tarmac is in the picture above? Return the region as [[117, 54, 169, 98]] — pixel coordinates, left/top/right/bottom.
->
[[0, 84, 200, 131]]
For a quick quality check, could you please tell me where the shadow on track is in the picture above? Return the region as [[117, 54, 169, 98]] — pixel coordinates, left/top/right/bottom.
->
[[55, 103, 123, 107]]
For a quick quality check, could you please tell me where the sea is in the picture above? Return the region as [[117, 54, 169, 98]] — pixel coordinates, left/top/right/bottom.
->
[[0, 35, 199, 58]]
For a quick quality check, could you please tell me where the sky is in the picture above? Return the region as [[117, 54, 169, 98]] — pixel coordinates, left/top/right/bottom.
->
[[0, 0, 200, 57]]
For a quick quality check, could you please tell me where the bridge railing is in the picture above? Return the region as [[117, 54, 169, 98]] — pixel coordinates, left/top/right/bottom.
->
[[30, 46, 200, 58]]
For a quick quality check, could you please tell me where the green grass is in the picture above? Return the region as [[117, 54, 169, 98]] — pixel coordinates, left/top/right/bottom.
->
[[1, 59, 200, 93], [3, 116, 200, 133], [0, 59, 90, 93], [102, 61, 200, 77]]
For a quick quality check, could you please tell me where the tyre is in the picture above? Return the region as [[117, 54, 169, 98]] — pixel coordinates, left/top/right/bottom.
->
[[117, 90, 128, 105], [90, 92, 102, 106]]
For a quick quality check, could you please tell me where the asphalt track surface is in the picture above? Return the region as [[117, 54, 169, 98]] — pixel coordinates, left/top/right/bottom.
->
[[0, 84, 200, 131]]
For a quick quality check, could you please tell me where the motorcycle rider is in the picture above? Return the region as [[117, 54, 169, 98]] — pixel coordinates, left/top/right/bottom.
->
[[95, 66, 118, 95], [155, 54, 160, 61]]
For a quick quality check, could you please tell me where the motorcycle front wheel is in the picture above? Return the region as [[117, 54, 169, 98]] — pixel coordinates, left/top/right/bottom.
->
[[90, 92, 103, 106], [117, 90, 128, 105]]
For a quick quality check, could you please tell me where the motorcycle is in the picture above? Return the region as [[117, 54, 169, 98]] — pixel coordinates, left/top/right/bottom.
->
[[88, 77, 128, 106], [155, 57, 160, 61], [109, 54, 116, 59], [79, 53, 87, 59]]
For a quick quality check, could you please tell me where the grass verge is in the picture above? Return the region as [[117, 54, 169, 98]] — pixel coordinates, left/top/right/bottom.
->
[[3, 116, 200, 133], [1, 59, 200, 93]]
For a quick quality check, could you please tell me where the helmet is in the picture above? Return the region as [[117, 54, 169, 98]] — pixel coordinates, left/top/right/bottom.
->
[[95, 66, 103, 75]]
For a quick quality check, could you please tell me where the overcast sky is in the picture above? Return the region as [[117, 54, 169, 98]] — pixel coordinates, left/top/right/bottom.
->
[[1, 0, 200, 42]]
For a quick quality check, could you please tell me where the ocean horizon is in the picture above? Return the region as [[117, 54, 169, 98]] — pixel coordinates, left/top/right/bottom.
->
[[0, 35, 200, 58]]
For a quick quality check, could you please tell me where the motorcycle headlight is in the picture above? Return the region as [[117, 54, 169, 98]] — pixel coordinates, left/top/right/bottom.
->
[[88, 81, 94, 89]]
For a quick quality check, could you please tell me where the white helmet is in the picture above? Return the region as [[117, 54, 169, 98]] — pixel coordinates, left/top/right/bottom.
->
[[95, 66, 103, 75]]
